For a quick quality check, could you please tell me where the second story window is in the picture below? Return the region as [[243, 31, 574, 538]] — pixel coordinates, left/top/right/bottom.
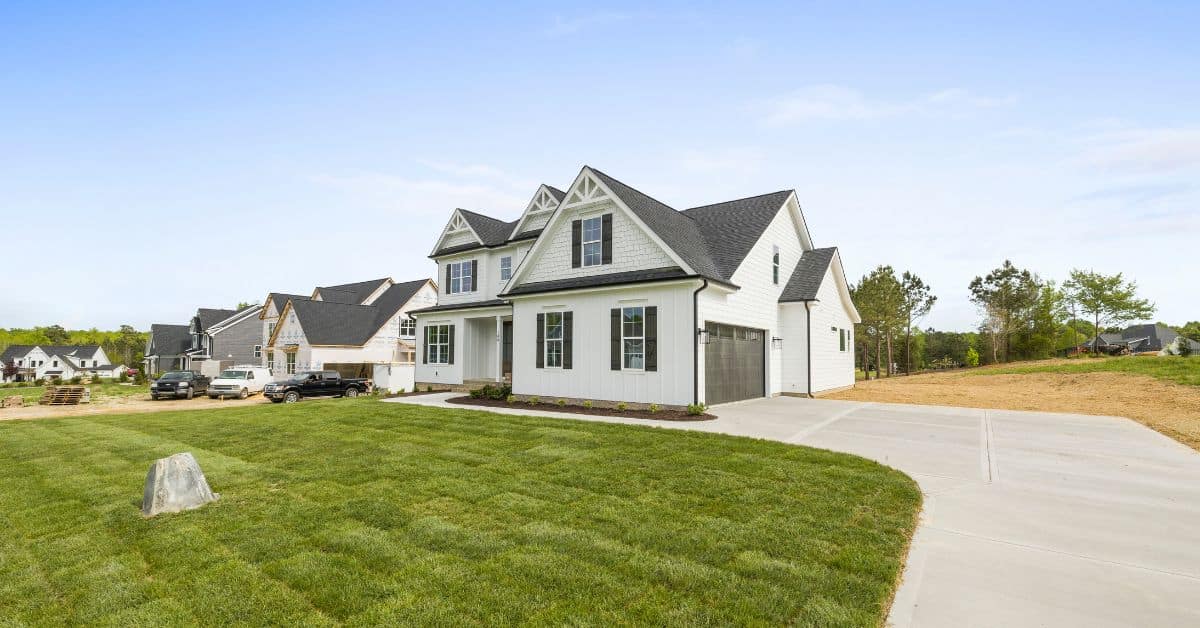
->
[[582, 216, 603, 266], [772, 246, 780, 285], [448, 261, 474, 294], [399, 318, 416, 337], [499, 256, 512, 281]]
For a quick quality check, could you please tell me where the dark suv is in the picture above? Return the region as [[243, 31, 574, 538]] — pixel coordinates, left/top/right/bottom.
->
[[150, 371, 211, 400]]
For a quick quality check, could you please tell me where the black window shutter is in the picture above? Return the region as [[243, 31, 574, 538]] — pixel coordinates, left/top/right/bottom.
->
[[610, 308, 621, 370], [445, 264, 451, 293], [571, 220, 582, 268], [421, 327, 427, 364], [536, 313, 545, 369], [645, 306, 658, 372], [601, 214, 613, 264], [447, 325, 455, 364], [563, 312, 573, 369], [469, 260, 478, 291]]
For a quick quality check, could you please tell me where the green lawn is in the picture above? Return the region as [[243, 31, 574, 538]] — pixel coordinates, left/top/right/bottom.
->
[[979, 355, 1200, 387], [0, 400, 920, 626], [0, 382, 149, 403]]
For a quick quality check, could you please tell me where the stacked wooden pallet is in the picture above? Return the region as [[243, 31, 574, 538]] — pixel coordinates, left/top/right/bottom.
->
[[1, 396, 23, 408], [39, 386, 91, 405]]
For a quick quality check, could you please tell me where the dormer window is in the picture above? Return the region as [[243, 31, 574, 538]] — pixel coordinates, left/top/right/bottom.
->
[[572, 214, 611, 268]]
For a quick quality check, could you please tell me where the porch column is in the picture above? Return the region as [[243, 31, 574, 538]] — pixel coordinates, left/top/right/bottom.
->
[[495, 315, 503, 382]]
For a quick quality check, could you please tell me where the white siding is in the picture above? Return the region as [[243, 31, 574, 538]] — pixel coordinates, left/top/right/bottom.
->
[[522, 200, 675, 284], [779, 304, 811, 394], [696, 205, 803, 399], [435, 242, 533, 306], [441, 229, 478, 249], [511, 283, 695, 406], [808, 265, 857, 393], [415, 314, 466, 385]]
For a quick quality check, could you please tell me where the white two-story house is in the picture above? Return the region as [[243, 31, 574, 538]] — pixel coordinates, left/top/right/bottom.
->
[[2, 345, 123, 382], [411, 166, 860, 407], [261, 277, 437, 389]]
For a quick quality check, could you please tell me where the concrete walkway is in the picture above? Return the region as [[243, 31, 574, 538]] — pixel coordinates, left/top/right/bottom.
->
[[384, 394, 1200, 627]]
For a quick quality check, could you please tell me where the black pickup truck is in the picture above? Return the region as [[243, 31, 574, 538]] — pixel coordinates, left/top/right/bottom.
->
[[263, 371, 371, 403], [150, 371, 211, 400]]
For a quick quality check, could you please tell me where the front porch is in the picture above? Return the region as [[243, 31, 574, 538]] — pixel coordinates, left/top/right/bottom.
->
[[460, 313, 513, 385]]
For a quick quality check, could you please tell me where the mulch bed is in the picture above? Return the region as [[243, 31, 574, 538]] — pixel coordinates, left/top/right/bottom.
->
[[381, 390, 452, 398], [446, 396, 716, 421]]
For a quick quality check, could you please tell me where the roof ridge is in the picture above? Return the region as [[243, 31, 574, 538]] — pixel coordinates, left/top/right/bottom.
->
[[682, 189, 793, 212]]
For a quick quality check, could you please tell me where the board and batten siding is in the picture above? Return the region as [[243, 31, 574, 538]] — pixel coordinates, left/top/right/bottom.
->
[[808, 265, 857, 393], [436, 242, 533, 306], [522, 199, 676, 284], [510, 283, 695, 406], [696, 204, 805, 399]]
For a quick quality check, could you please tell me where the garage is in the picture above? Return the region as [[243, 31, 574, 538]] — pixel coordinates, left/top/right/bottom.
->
[[704, 322, 765, 405]]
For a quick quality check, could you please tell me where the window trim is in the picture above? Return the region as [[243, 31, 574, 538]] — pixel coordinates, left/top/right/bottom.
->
[[399, 318, 416, 338], [581, 216, 603, 267], [772, 245, 780, 285], [285, 352, 296, 374], [426, 324, 451, 365], [499, 256, 512, 281], [267, 350, 275, 371], [544, 311, 564, 369], [253, 345, 262, 358], [621, 306, 645, 371], [448, 261, 474, 294]]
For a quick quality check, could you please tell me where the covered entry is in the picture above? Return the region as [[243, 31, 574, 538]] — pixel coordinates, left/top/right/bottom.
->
[[704, 322, 765, 405]]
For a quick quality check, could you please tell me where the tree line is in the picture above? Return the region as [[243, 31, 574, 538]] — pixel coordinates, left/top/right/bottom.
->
[[850, 260, 1180, 378], [0, 325, 148, 369]]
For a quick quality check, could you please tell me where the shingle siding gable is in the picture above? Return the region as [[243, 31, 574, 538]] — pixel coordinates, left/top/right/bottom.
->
[[522, 199, 676, 284]]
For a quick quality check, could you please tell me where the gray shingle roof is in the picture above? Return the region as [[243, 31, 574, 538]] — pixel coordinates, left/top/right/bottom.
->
[[409, 299, 511, 315], [779, 248, 837, 302], [682, 190, 795, 281], [432, 185, 566, 257], [504, 267, 690, 297], [289, 279, 430, 346], [270, 293, 310, 312], [1, 344, 37, 363], [197, 308, 237, 330], [147, 324, 191, 357], [316, 278, 390, 305]]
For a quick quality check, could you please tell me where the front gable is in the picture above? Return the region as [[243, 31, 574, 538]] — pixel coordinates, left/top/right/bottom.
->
[[508, 168, 687, 288], [509, 185, 564, 238], [267, 301, 308, 349], [430, 209, 484, 256]]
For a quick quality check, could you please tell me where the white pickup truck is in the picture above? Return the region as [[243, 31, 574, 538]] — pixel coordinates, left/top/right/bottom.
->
[[207, 366, 274, 399]]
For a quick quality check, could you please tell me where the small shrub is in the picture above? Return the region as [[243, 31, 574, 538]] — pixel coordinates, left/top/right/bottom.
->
[[556, 398, 567, 407], [965, 347, 980, 367], [119, 372, 129, 383], [527, 396, 540, 406], [426, 385, 433, 392], [616, 401, 628, 412], [398, 387, 406, 394], [1176, 337, 1194, 358], [582, 400, 593, 409], [506, 394, 517, 404], [469, 387, 484, 399], [648, 403, 661, 413], [686, 403, 707, 416]]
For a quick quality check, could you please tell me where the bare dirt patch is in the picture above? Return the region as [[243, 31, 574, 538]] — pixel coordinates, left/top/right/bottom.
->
[[0, 393, 271, 422], [828, 366, 1200, 451]]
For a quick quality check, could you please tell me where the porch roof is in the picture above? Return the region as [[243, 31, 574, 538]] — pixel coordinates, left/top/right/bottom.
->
[[408, 299, 511, 316]]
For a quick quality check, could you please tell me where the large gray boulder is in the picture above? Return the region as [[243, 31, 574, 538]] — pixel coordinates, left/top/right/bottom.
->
[[141, 452, 219, 517]]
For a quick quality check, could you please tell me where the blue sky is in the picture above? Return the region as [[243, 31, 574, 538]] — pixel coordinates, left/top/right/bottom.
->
[[3, 1, 1197, 331]]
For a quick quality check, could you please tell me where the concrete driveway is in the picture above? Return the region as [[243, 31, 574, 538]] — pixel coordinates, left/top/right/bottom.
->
[[386, 395, 1200, 626]]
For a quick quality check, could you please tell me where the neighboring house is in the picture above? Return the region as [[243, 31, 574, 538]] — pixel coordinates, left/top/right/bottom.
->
[[411, 166, 860, 407], [262, 277, 437, 387], [1, 345, 121, 382], [1078, 324, 1200, 355], [182, 306, 262, 377], [144, 324, 191, 374]]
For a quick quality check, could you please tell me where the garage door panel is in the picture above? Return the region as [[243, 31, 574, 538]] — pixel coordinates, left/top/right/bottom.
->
[[704, 323, 764, 405]]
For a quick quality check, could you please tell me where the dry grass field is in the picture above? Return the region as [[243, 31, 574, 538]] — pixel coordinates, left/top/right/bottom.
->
[[828, 357, 1200, 451]]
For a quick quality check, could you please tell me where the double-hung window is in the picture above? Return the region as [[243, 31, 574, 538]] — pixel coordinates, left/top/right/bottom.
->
[[449, 262, 473, 294], [582, 216, 602, 266], [544, 312, 563, 368], [622, 306, 644, 369], [499, 256, 512, 281], [253, 345, 262, 358], [426, 325, 450, 364], [399, 318, 416, 337], [285, 353, 296, 374], [267, 351, 275, 371]]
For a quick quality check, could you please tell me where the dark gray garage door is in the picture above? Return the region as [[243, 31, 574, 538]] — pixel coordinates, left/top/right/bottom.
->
[[704, 322, 765, 405]]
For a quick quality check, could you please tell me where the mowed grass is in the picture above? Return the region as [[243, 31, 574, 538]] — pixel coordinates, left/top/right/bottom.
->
[[1, 382, 149, 403], [978, 355, 1200, 387], [0, 400, 920, 626]]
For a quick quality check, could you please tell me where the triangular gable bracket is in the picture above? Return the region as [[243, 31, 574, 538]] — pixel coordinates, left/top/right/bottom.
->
[[509, 185, 564, 238], [562, 172, 609, 207], [430, 209, 485, 256]]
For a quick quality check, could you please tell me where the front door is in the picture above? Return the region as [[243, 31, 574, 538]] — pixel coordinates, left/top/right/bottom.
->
[[502, 321, 513, 380]]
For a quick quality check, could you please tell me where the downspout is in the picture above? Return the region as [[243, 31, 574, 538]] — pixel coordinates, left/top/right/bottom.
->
[[804, 301, 813, 398], [693, 278, 708, 406]]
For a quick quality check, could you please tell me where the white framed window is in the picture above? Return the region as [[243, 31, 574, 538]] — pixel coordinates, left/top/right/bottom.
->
[[285, 353, 296, 374], [253, 345, 262, 358], [499, 256, 512, 281], [426, 324, 451, 364], [544, 312, 564, 368], [622, 306, 644, 370], [582, 216, 602, 266], [268, 322, 276, 338], [399, 318, 416, 337], [449, 262, 474, 294], [772, 245, 780, 285], [267, 351, 275, 371]]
